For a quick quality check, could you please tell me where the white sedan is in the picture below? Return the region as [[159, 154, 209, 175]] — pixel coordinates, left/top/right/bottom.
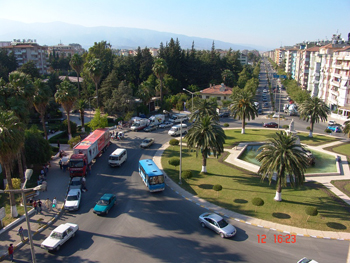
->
[[159, 121, 173, 128], [64, 189, 81, 211], [41, 223, 78, 252]]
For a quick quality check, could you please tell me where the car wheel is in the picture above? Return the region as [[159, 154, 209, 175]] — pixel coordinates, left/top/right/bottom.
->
[[201, 222, 206, 228], [106, 209, 109, 215], [220, 232, 225, 238], [72, 232, 75, 237], [56, 245, 61, 251]]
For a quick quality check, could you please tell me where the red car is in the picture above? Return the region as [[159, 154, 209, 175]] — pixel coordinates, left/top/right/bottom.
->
[[263, 122, 278, 128]]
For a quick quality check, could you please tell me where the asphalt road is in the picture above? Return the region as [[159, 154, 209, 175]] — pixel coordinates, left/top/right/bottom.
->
[[14, 60, 349, 262]]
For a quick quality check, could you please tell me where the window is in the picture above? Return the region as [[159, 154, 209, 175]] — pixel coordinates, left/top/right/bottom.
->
[[217, 97, 221, 100], [206, 96, 209, 99]]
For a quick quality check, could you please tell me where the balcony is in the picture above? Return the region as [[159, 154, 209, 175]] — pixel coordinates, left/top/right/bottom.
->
[[331, 81, 340, 87], [334, 64, 342, 69]]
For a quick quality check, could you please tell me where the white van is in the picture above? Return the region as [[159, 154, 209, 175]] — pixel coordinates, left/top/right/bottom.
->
[[169, 114, 189, 124], [168, 124, 188, 136], [108, 148, 127, 167]]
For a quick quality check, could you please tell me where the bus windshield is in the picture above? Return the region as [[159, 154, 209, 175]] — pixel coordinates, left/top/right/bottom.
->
[[149, 176, 164, 185]]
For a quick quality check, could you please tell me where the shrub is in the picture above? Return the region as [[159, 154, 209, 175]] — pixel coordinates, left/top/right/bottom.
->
[[325, 128, 332, 134], [182, 170, 192, 179], [306, 126, 311, 130], [68, 136, 82, 148], [305, 206, 318, 222], [282, 125, 289, 129], [252, 197, 264, 212], [223, 123, 229, 127], [169, 139, 179, 146], [5, 178, 21, 190], [213, 184, 223, 197], [168, 158, 180, 169]]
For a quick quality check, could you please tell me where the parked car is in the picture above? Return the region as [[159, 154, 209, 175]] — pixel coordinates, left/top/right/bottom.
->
[[262, 97, 268, 102], [272, 113, 283, 118], [41, 223, 79, 252], [219, 112, 230, 118], [64, 189, 81, 211], [327, 126, 341, 133], [93, 193, 116, 215], [144, 124, 158, 132], [263, 89, 268, 93], [263, 102, 269, 108], [69, 177, 83, 190], [198, 212, 237, 238], [258, 109, 263, 115], [140, 138, 155, 148], [159, 121, 173, 128], [263, 122, 278, 128]]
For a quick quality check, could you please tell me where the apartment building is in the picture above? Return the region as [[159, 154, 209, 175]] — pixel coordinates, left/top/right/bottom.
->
[[47, 43, 85, 57], [1, 39, 49, 74], [285, 48, 298, 79]]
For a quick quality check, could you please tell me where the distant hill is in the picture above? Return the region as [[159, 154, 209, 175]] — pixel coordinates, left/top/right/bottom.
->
[[0, 19, 264, 51]]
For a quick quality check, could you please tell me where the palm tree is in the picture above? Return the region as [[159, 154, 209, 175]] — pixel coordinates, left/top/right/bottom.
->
[[256, 131, 309, 202], [33, 79, 52, 140], [230, 90, 258, 134], [137, 81, 155, 113], [299, 96, 330, 138], [76, 99, 87, 132], [152, 58, 168, 105], [86, 58, 103, 108], [0, 111, 25, 217], [343, 117, 350, 138], [190, 99, 219, 122], [185, 115, 226, 173], [55, 80, 78, 140], [69, 54, 84, 97]]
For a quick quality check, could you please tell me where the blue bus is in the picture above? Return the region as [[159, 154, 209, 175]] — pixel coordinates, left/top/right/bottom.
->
[[138, 159, 165, 192]]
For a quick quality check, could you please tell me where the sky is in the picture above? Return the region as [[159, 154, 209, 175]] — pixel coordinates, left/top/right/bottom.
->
[[1, 0, 349, 50]]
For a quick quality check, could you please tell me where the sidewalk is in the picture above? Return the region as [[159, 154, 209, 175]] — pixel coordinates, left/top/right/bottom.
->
[[153, 134, 350, 241], [0, 142, 73, 261]]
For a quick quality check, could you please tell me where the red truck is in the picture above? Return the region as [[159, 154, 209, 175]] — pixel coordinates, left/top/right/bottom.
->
[[69, 128, 111, 177]]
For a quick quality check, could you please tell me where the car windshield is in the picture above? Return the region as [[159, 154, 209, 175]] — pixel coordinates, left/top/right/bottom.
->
[[69, 160, 84, 168], [67, 195, 78, 201], [144, 139, 151, 143], [97, 200, 108, 206], [50, 231, 62, 239], [71, 180, 81, 186], [217, 219, 229, 228]]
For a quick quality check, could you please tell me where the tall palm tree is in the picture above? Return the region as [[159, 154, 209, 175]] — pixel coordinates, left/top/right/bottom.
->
[[0, 111, 25, 217], [86, 58, 103, 108], [185, 115, 226, 173], [190, 99, 219, 122], [76, 99, 87, 132], [256, 131, 309, 202], [152, 58, 168, 105], [230, 90, 258, 134], [33, 79, 52, 140], [137, 81, 155, 113], [69, 54, 84, 97], [299, 96, 330, 138], [343, 117, 350, 138], [55, 80, 78, 140]]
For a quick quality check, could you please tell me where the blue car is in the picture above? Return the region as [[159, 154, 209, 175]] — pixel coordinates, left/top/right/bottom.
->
[[327, 126, 341, 133], [93, 194, 116, 215]]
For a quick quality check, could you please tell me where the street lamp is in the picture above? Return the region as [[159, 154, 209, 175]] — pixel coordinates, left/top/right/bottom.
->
[[0, 169, 41, 263], [179, 118, 182, 185], [183, 88, 194, 113]]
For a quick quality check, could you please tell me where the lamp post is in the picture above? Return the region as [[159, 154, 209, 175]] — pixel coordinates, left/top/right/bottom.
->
[[183, 88, 194, 113], [0, 169, 41, 263]]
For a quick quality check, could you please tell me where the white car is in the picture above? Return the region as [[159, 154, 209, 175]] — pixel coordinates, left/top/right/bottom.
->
[[41, 223, 78, 252], [297, 258, 318, 263], [64, 189, 81, 211], [199, 212, 237, 238], [140, 137, 155, 148], [328, 120, 336, 126], [159, 121, 173, 128]]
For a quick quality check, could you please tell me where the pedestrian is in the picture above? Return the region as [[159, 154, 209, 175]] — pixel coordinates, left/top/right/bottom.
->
[[8, 244, 14, 262], [45, 198, 52, 211], [37, 199, 42, 213], [41, 169, 45, 177], [82, 176, 86, 188], [88, 164, 91, 176], [18, 226, 24, 241], [33, 200, 38, 214], [57, 140, 60, 150], [52, 197, 57, 210], [59, 159, 63, 170], [43, 165, 47, 176], [41, 180, 47, 192]]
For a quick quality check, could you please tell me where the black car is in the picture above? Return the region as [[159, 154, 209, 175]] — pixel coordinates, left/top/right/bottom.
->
[[219, 112, 230, 118]]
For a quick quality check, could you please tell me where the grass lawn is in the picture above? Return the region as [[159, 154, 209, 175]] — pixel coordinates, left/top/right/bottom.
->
[[325, 141, 350, 168], [331, 180, 350, 199], [162, 143, 350, 232], [223, 129, 339, 148]]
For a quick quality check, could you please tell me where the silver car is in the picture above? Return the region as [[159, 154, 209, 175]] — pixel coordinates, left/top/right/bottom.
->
[[198, 212, 237, 238]]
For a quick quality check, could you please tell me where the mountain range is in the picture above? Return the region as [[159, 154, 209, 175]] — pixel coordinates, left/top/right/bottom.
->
[[0, 19, 264, 51]]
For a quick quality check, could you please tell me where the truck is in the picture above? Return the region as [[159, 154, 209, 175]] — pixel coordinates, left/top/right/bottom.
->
[[169, 113, 189, 124], [149, 114, 165, 126], [69, 128, 111, 177], [130, 118, 150, 131]]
